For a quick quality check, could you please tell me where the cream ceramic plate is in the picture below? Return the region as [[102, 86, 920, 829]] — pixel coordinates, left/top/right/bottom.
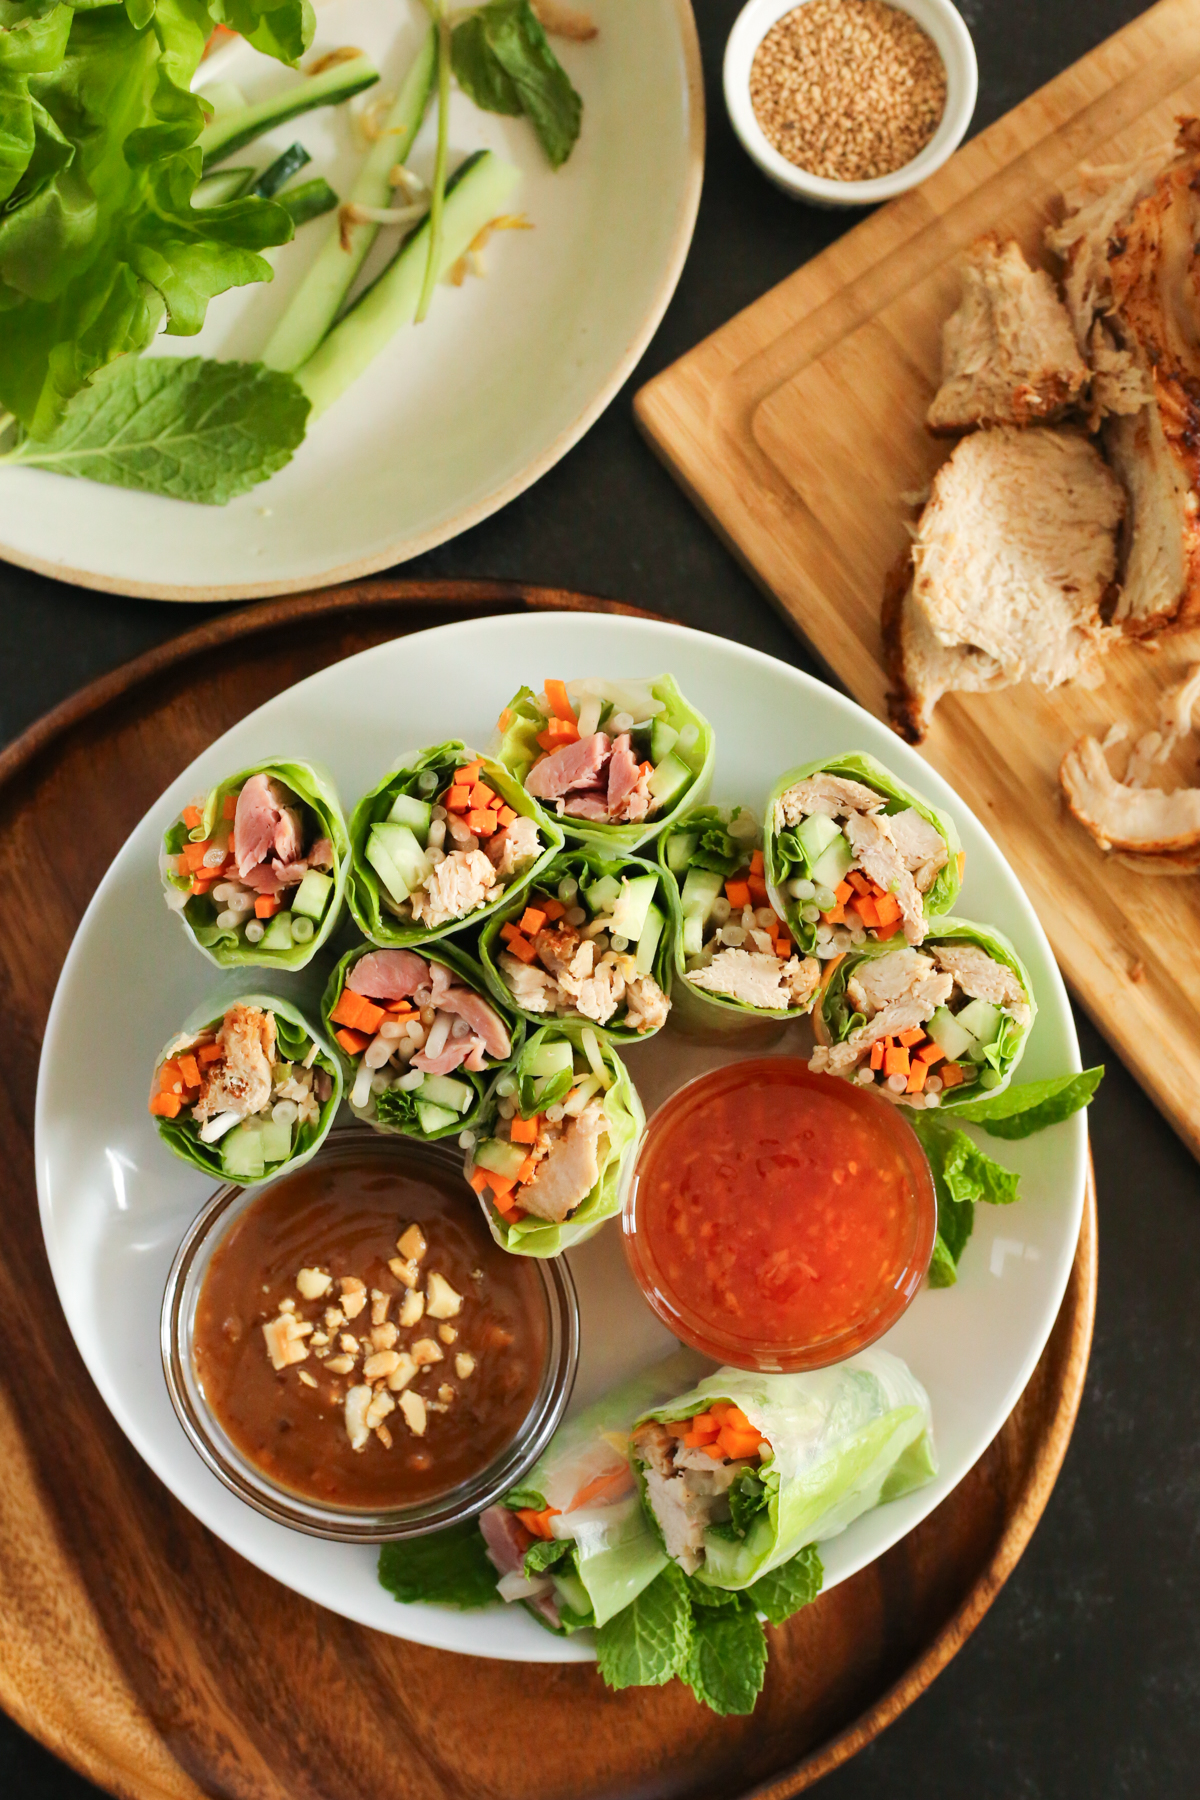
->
[[36, 614, 1087, 1658], [0, 2, 702, 601]]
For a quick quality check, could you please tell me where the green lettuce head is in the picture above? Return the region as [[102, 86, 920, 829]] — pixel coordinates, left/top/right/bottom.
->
[[494, 673, 715, 856], [347, 741, 562, 949], [764, 752, 962, 957], [160, 758, 349, 970], [467, 1022, 644, 1258], [320, 938, 520, 1142], [477, 846, 678, 1045], [812, 916, 1036, 1108], [632, 1351, 936, 1592], [150, 990, 341, 1183]]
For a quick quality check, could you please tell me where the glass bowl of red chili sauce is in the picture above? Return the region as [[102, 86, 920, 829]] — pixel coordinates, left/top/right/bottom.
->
[[622, 1059, 936, 1372]]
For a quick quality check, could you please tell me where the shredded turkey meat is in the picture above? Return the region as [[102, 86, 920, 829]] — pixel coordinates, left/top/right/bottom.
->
[[1060, 665, 1200, 862]]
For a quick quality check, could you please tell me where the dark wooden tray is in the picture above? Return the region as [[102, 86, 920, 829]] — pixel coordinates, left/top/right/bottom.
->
[[0, 582, 1096, 1800]]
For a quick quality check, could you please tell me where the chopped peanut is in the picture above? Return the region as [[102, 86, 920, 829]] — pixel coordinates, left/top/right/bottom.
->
[[411, 1337, 444, 1368], [325, 1354, 355, 1375], [344, 1385, 373, 1450], [262, 1313, 309, 1370], [398, 1287, 425, 1328], [365, 1389, 395, 1431], [389, 1256, 419, 1288], [363, 1349, 402, 1381], [298, 1370, 318, 1389], [399, 1390, 427, 1436], [339, 1333, 360, 1355], [437, 1323, 458, 1345], [425, 1272, 463, 1320], [437, 1384, 455, 1404], [386, 1352, 418, 1392], [455, 1353, 476, 1380], [396, 1224, 427, 1263], [370, 1289, 390, 1326], [371, 1321, 399, 1351], [340, 1277, 367, 1319], [296, 1267, 332, 1300]]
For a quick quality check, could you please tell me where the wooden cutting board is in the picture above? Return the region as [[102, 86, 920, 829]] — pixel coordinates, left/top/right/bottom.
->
[[636, 0, 1200, 1160], [0, 582, 1095, 1800]]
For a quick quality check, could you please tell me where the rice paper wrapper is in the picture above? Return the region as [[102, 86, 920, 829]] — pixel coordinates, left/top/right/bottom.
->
[[477, 846, 678, 1044], [495, 674, 715, 857], [508, 1349, 709, 1627], [476, 1024, 645, 1259], [151, 992, 343, 1182], [634, 1349, 937, 1591], [320, 939, 521, 1142], [346, 741, 562, 949], [818, 915, 1036, 1107], [764, 752, 963, 955], [160, 759, 350, 971]]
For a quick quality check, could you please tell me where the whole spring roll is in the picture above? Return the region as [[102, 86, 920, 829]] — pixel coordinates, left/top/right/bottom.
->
[[630, 1350, 936, 1592], [477, 847, 676, 1044], [495, 674, 715, 856], [161, 759, 349, 969], [810, 916, 1036, 1108], [764, 753, 962, 963], [465, 1022, 644, 1257], [477, 1348, 709, 1632], [659, 804, 822, 1033], [148, 993, 342, 1183], [348, 741, 562, 948], [322, 941, 520, 1140]]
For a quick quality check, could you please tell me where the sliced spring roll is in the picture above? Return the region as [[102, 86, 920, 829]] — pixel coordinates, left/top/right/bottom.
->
[[347, 741, 562, 947], [465, 1023, 644, 1257], [810, 917, 1036, 1108], [148, 993, 342, 1184], [764, 752, 962, 963], [161, 760, 349, 969], [630, 1350, 936, 1592], [495, 674, 715, 855], [477, 1348, 709, 1632], [476, 847, 676, 1044], [321, 940, 519, 1140], [659, 804, 822, 1033]]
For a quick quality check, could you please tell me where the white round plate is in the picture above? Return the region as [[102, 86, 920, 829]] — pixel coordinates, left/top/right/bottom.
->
[[36, 614, 1087, 1659], [0, 2, 702, 601]]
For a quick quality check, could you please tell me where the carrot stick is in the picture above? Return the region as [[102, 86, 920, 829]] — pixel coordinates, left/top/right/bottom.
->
[[543, 680, 575, 723]]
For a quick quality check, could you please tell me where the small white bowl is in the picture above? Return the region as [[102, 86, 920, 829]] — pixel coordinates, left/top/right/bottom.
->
[[724, 0, 978, 208]]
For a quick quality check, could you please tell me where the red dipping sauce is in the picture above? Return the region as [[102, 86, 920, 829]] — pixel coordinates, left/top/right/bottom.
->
[[622, 1059, 936, 1371]]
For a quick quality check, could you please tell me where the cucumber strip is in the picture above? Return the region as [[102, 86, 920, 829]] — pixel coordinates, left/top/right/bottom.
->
[[198, 54, 380, 170], [296, 150, 520, 419], [279, 178, 339, 228], [251, 141, 311, 199], [193, 167, 255, 208], [262, 28, 437, 373]]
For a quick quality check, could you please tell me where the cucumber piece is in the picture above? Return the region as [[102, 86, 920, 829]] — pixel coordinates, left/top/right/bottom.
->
[[926, 1005, 976, 1063], [647, 753, 691, 809], [369, 822, 432, 897], [795, 814, 842, 866], [650, 719, 679, 764], [259, 1117, 293, 1164], [665, 831, 697, 874], [551, 1569, 592, 1617], [192, 167, 254, 208], [810, 835, 854, 892], [681, 866, 725, 956], [291, 868, 333, 922], [415, 1100, 461, 1135], [387, 793, 433, 843], [582, 873, 622, 916], [523, 1040, 575, 1080], [635, 902, 666, 976], [612, 873, 659, 942], [220, 1123, 265, 1181], [250, 141, 310, 199], [259, 912, 295, 952], [419, 1074, 473, 1113], [366, 832, 411, 904], [474, 1138, 528, 1179], [278, 178, 339, 229], [955, 999, 1003, 1054], [199, 54, 380, 169]]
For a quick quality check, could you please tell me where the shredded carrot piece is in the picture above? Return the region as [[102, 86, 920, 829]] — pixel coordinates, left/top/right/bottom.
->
[[870, 1040, 885, 1070], [855, 894, 880, 928], [149, 1092, 183, 1118], [539, 896, 565, 921], [725, 878, 751, 910], [468, 1168, 493, 1196], [543, 679, 576, 723], [496, 805, 517, 828], [458, 760, 482, 786], [509, 1115, 539, 1144], [883, 1044, 910, 1077], [897, 1027, 924, 1047], [254, 896, 281, 919], [335, 1027, 369, 1056], [223, 793, 238, 820], [330, 990, 383, 1033], [874, 892, 902, 925], [834, 879, 853, 904], [505, 933, 539, 965], [719, 1427, 763, 1460], [917, 1042, 944, 1066], [821, 903, 846, 925], [181, 805, 203, 830], [520, 907, 547, 936], [906, 1061, 929, 1094], [514, 1506, 560, 1539], [516, 1154, 539, 1185], [445, 784, 471, 814], [723, 1406, 753, 1433], [471, 781, 496, 809], [874, 917, 904, 941], [749, 849, 765, 874], [498, 708, 512, 732], [158, 1060, 181, 1091], [940, 1062, 965, 1088], [177, 1053, 202, 1090], [197, 1042, 224, 1065], [182, 840, 210, 872]]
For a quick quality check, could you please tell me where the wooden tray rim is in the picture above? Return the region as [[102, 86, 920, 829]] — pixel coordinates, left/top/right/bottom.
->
[[0, 581, 1098, 1800]]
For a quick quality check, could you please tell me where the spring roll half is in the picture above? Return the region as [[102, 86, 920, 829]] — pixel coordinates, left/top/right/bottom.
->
[[660, 804, 823, 1032], [322, 940, 520, 1140], [348, 741, 563, 948], [630, 1350, 936, 1592], [477, 1348, 710, 1632], [465, 1023, 644, 1257], [495, 674, 715, 856], [160, 760, 349, 969], [477, 847, 676, 1044], [149, 993, 342, 1183], [810, 916, 1036, 1109], [764, 752, 962, 962]]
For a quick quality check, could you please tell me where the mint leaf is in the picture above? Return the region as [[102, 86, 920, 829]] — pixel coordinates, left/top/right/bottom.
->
[[684, 1598, 767, 1716], [4, 357, 309, 503], [745, 1545, 823, 1628], [503, 1485, 546, 1512], [452, 0, 581, 168], [378, 1524, 498, 1609], [952, 1067, 1104, 1139], [523, 1538, 570, 1578], [595, 1563, 692, 1692]]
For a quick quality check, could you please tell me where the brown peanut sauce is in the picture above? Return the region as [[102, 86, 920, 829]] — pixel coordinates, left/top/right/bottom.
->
[[193, 1139, 547, 1510]]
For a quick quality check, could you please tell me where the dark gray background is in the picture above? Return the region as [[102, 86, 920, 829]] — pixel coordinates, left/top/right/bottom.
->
[[3, 3, 1195, 1796]]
